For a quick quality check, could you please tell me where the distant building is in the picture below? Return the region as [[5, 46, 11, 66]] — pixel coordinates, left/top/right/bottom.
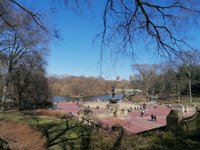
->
[[116, 75, 120, 81]]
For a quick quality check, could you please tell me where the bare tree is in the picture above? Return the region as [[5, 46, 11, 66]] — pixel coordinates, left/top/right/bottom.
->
[[132, 64, 158, 96], [0, 0, 46, 32], [0, 7, 48, 110], [178, 50, 200, 103], [158, 63, 178, 100], [13, 50, 51, 110], [99, 0, 200, 59]]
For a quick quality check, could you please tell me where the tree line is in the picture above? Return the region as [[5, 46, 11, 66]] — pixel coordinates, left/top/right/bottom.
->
[[48, 76, 129, 97], [131, 55, 200, 103]]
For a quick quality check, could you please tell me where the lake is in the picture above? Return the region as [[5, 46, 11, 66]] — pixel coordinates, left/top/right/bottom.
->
[[52, 94, 124, 102]]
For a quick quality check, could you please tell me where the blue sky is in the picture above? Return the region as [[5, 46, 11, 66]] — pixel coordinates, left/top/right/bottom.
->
[[43, 1, 138, 80], [22, 0, 200, 80], [25, 0, 139, 80]]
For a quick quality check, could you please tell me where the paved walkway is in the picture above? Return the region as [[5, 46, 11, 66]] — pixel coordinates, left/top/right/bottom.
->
[[57, 102, 79, 113], [96, 105, 171, 134], [126, 105, 171, 133], [55, 102, 171, 134]]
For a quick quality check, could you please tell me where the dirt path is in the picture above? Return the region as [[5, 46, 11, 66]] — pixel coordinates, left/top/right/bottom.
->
[[0, 119, 46, 150]]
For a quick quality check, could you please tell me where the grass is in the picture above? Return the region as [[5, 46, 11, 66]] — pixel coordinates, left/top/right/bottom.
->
[[128, 94, 200, 105], [0, 110, 90, 150], [157, 95, 200, 105], [0, 111, 58, 127], [0, 112, 47, 150]]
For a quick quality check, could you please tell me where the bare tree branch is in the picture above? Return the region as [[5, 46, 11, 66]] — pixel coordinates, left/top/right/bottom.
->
[[8, 0, 47, 31], [99, 0, 200, 60]]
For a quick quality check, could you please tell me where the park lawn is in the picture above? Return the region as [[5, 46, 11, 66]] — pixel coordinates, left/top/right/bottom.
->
[[0, 111, 89, 150], [0, 111, 57, 125], [157, 96, 200, 105]]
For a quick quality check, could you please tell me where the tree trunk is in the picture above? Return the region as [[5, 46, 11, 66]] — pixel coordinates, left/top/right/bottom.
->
[[18, 92, 23, 110], [177, 81, 181, 103], [1, 85, 7, 111], [177, 91, 181, 103], [187, 70, 192, 104], [189, 79, 192, 104], [2, 86, 7, 102]]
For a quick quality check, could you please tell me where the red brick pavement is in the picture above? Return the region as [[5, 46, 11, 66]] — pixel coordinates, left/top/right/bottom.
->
[[56, 102, 171, 134], [57, 102, 79, 113], [97, 105, 171, 134]]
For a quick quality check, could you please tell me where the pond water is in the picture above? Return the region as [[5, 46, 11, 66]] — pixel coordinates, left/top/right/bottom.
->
[[52, 94, 124, 102]]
